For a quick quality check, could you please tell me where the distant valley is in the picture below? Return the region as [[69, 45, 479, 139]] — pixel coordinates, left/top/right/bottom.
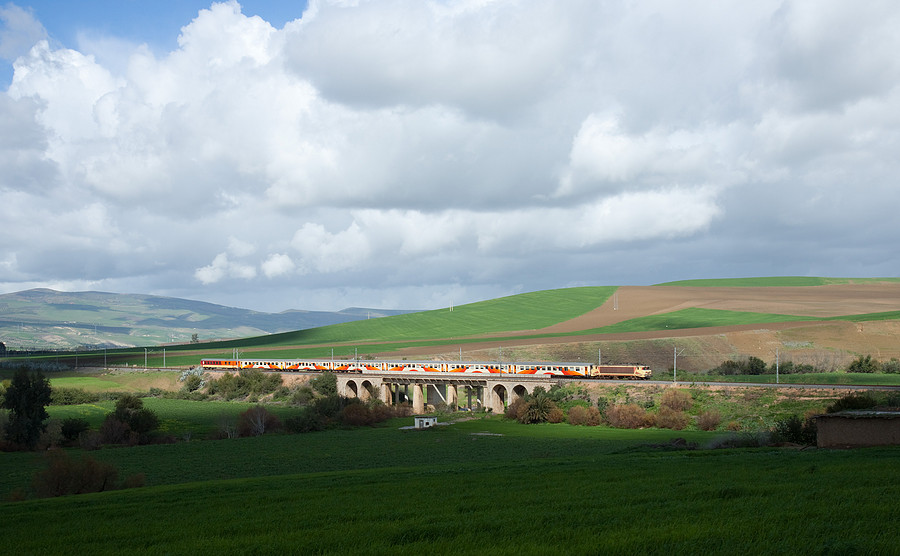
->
[[0, 289, 413, 350]]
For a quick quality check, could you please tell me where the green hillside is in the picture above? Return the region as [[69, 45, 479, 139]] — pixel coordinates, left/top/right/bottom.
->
[[189, 287, 617, 350]]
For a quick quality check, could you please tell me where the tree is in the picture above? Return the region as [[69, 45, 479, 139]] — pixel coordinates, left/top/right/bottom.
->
[[106, 394, 160, 443], [2, 368, 52, 449]]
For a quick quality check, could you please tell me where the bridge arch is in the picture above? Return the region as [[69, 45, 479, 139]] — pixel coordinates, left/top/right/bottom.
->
[[490, 384, 508, 413], [345, 379, 359, 398], [360, 379, 376, 401], [511, 384, 529, 405]]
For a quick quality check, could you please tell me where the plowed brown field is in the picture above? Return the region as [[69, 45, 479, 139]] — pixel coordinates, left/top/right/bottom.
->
[[388, 283, 900, 371]]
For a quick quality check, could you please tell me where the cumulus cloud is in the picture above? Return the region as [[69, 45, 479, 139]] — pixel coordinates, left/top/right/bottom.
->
[[1, 0, 899, 312], [0, 3, 46, 61]]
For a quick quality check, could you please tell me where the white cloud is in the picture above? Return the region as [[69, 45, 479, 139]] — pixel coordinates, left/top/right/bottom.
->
[[0, 3, 46, 61], [194, 252, 257, 284], [262, 253, 295, 277], [2, 1, 899, 312]]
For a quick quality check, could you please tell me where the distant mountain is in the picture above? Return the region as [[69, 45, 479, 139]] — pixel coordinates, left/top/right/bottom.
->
[[0, 289, 414, 350]]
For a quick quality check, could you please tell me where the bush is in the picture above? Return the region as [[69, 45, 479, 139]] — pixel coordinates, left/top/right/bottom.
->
[[237, 405, 281, 437], [206, 370, 283, 400], [110, 394, 159, 442], [310, 372, 337, 397], [656, 407, 689, 430], [340, 402, 375, 427], [547, 408, 565, 423], [290, 386, 315, 406], [567, 405, 588, 425], [30, 450, 146, 498], [697, 410, 722, 431], [60, 418, 90, 443], [180, 374, 204, 393], [50, 387, 100, 406], [605, 404, 651, 429], [772, 415, 817, 445], [660, 389, 693, 412], [284, 407, 326, 433], [313, 395, 345, 420], [517, 394, 559, 424], [99, 415, 131, 445], [32, 451, 120, 498], [847, 355, 880, 374], [882, 359, 900, 374], [826, 393, 878, 413], [567, 406, 601, 426]]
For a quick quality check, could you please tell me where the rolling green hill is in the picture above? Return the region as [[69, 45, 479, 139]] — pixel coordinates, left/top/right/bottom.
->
[[0, 289, 411, 350]]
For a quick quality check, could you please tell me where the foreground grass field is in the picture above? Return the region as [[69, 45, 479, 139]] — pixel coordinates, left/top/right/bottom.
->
[[1, 416, 897, 555]]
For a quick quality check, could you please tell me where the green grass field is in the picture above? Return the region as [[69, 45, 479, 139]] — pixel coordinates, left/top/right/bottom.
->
[[1, 415, 897, 554]]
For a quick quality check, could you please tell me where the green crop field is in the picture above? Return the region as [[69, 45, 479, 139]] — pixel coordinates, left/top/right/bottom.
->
[[1, 415, 897, 554]]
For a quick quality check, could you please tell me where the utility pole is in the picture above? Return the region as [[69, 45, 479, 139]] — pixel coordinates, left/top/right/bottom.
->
[[776, 347, 780, 384], [144, 348, 147, 369], [673, 347, 684, 383]]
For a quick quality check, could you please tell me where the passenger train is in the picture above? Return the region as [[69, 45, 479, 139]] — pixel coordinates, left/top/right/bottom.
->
[[199, 358, 653, 379]]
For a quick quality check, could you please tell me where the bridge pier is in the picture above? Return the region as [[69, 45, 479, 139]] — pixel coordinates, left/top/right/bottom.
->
[[335, 373, 557, 415]]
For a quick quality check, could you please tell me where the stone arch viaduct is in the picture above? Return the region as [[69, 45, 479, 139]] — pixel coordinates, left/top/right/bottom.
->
[[336, 372, 559, 414]]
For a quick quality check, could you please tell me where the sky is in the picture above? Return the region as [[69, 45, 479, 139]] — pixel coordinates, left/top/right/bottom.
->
[[1, 1, 898, 313]]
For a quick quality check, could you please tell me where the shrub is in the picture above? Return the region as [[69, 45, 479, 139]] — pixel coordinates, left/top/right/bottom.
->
[[340, 402, 375, 427], [847, 355, 880, 374], [60, 417, 90, 443], [310, 372, 337, 397], [567, 406, 601, 426], [313, 395, 345, 420], [660, 389, 693, 412], [109, 394, 160, 442], [180, 374, 204, 393], [505, 397, 527, 421], [284, 407, 326, 433], [78, 430, 102, 451], [882, 359, 900, 374], [237, 405, 281, 437], [567, 405, 588, 425], [32, 451, 120, 498], [656, 407, 689, 430], [697, 410, 722, 431], [50, 387, 100, 406], [99, 415, 131, 445], [605, 404, 651, 429], [772, 415, 817, 445], [290, 386, 315, 406], [30, 450, 147, 498], [518, 395, 559, 424], [725, 420, 742, 431], [826, 393, 878, 413], [547, 408, 565, 423]]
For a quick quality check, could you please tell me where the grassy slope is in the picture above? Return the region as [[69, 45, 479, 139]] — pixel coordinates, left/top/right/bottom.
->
[[1, 417, 897, 554]]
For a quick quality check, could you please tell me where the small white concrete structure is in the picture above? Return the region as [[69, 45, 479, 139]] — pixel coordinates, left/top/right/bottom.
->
[[414, 416, 438, 429]]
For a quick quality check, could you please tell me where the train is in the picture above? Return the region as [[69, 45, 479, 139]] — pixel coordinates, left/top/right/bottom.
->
[[199, 358, 653, 379]]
